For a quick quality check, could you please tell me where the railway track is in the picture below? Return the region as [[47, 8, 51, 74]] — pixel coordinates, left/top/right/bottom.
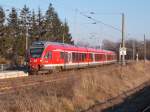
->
[[82, 79, 150, 112], [142, 106, 150, 112], [0, 70, 81, 95], [0, 62, 140, 95], [0, 63, 119, 94]]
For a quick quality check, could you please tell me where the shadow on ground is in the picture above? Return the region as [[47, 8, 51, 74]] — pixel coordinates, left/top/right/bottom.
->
[[103, 85, 150, 112]]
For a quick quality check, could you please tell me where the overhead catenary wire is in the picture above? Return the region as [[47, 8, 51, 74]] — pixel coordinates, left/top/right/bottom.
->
[[79, 11, 122, 33], [79, 10, 136, 40]]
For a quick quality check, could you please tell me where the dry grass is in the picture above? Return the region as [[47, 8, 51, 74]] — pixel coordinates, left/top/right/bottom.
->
[[0, 61, 150, 112]]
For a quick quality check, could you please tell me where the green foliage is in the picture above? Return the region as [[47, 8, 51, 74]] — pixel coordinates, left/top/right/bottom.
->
[[0, 6, 5, 26], [0, 4, 73, 64], [0, 6, 5, 56]]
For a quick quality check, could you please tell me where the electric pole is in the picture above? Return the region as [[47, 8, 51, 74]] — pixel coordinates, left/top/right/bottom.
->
[[144, 34, 146, 62], [119, 44, 121, 63], [132, 40, 135, 60], [24, 12, 31, 66], [121, 13, 126, 65], [26, 25, 29, 51], [63, 32, 64, 44], [25, 13, 29, 52]]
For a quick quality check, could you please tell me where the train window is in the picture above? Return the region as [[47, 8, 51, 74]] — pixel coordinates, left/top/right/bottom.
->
[[112, 55, 114, 60], [94, 54, 103, 61], [60, 52, 68, 62], [72, 52, 75, 62], [72, 52, 86, 62], [89, 53, 93, 61], [107, 55, 112, 60], [95, 54, 99, 61], [45, 52, 52, 59], [95, 54, 98, 61], [114, 55, 116, 60], [107, 55, 109, 60], [81, 53, 86, 61], [99, 54, 103, 60], [60, 52, 65, 59], [102, 54, 106, 60], [76, 53, 78, 62], [78, 53, 82, 61], [30, 48, 44, 58], [64, 52, 68, 62], [72, 52, 79, 62], [110, 55, 112, 60]]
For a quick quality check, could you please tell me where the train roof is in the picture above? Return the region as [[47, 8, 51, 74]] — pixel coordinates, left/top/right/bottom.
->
[[31, 41, 116, 54]]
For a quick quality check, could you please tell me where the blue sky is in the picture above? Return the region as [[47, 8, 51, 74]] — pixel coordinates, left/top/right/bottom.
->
[[0, 0, 150, 45]]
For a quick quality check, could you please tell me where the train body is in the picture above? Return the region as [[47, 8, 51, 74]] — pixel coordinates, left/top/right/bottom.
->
[[28, 41, 117, 72]]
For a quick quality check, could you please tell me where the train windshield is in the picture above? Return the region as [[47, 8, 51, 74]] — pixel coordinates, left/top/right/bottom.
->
[[30, 48, 44, 58]]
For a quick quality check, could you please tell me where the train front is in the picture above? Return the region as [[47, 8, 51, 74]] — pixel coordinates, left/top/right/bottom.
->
[[28, 42, 45, 72]]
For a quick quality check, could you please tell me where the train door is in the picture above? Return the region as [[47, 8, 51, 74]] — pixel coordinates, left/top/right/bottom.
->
[[63, 52, 67, 69], [105, 53, 107, 63], [64, 52, 68, 63], [93, 53, 95, 62], [43, 51, 52, 65], [68, 52, 72, 63], [63, 52, 72, 69]]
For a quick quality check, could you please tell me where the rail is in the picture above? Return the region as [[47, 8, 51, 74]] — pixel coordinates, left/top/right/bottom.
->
[[142, 106, 150, 112], [0, 71, 81, 95], [81, 79, 150, 112]]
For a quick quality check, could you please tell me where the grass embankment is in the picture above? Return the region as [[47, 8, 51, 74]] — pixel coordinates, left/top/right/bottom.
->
[[0, 62, 150, 112]]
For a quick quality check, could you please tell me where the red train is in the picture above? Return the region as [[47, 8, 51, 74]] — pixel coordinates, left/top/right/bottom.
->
[[28, 41, 117, 73]]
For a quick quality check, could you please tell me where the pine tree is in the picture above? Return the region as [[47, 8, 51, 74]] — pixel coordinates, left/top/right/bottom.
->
[[44, 3, 73, 44], [19, 5, 31, 56], [30, 10, 37, 42], [45, 3, 63, 41], [19, 5, 31, 34], [51, 12, 62, 41], [0, 6, 5, 56], [44, 3, 55, 40], [61, 20, 73, 44], [7, 7, 20, 64], [7, 7, 19, 38], [8, 8, 18, 29], [37, 7, 45, 40], [0, 6, 5, 27]]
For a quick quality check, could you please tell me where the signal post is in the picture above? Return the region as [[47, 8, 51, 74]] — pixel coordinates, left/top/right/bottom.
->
[[120, 13, 126, 65]]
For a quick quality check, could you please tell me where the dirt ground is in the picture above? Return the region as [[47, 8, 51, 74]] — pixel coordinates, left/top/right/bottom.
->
[[0, 61, 150, 112]]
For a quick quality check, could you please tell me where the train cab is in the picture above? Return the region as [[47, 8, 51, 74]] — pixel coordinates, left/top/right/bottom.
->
[[28, 42, 45, 71]]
